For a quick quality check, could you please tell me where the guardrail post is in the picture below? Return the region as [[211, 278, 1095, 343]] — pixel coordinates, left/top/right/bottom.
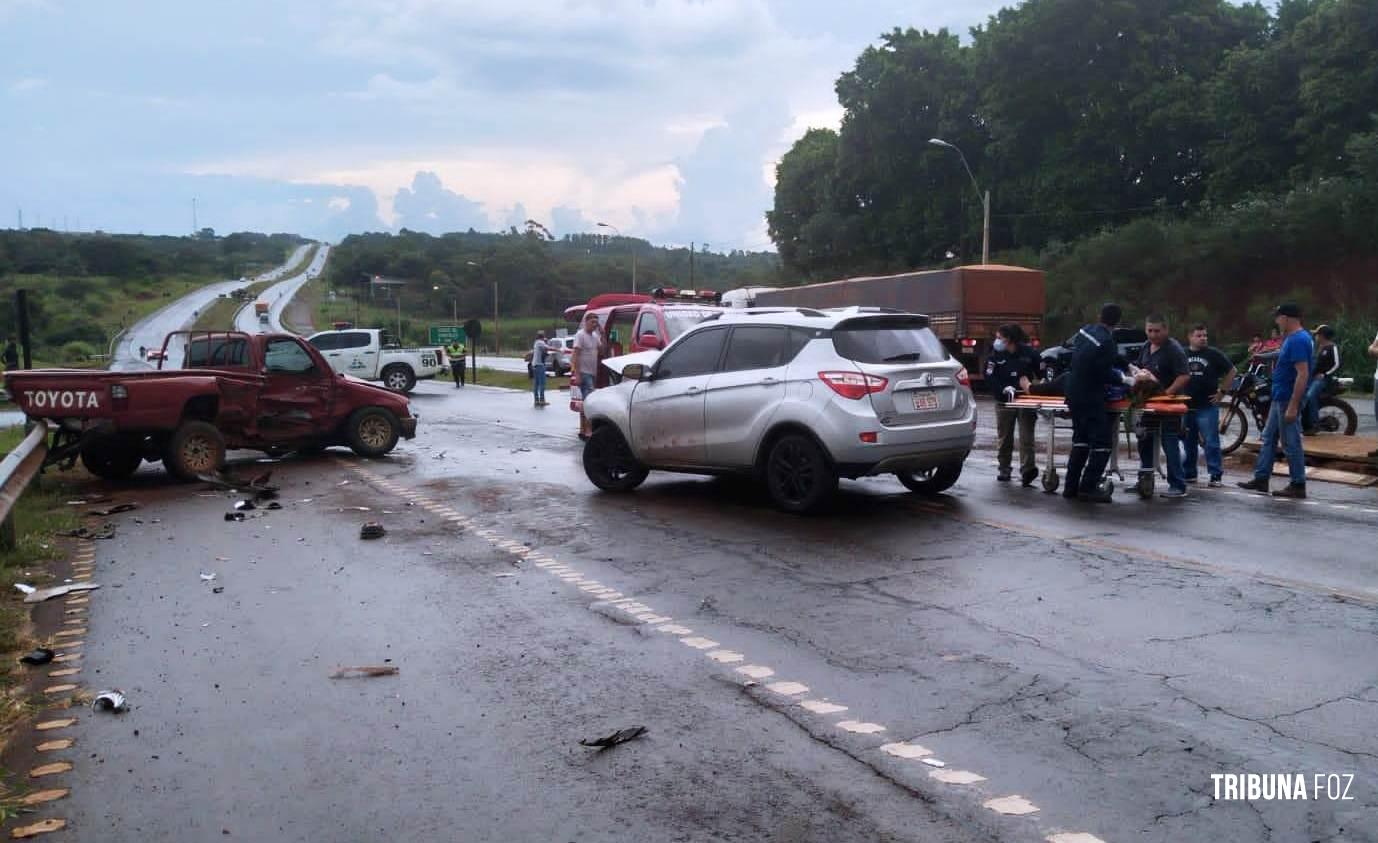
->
[[0, 424, 50, 552]]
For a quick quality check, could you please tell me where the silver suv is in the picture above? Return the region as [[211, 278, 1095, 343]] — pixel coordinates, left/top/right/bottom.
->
[[580, 307, 977, 511]]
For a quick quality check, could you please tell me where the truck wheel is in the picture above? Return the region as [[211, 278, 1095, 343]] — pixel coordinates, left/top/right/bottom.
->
[[346, 408, 401, 457], [896, 461, 963, 495], [765, 434, 836, 513], [80, 435, 143, 481], [380, 364, 416, 393], [582, 425, 649, 492], [164, 421, 226, 482]]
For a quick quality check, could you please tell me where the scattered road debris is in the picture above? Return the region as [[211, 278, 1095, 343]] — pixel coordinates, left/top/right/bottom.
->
[[19, 648, 55, 666], [91, 690, 128, 713], [233, 500, 256, 511], [360, 522, 386, 540], [266, 502, 283, 511], [66, 496, 112, 506], [212, 586, 225, 594], [224, 513, 246, 522], [21, 583, 101, 604], [330, 665, 399, 679], [87, 502, 139, 516], [579, 725, 647, 749], [57, 524, 116, 540], [13, 584, 35, 595], [343, 506, 371, 512], [199, 573, 217, 582]]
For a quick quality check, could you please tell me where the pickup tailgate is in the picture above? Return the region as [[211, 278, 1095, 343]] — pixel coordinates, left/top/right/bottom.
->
[[4, 370, 123, 418]]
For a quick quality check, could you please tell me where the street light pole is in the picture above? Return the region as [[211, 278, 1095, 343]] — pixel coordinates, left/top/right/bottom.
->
[[929, 138, 991, 265], [597, 221, 636, 294]]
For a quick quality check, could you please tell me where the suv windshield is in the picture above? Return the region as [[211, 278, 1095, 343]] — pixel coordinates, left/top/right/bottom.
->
[[832, 317, 946, 364]]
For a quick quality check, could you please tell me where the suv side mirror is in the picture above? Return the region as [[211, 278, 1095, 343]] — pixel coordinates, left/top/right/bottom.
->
[[622, 363, 652, 381], [638, 333, 663, 350]]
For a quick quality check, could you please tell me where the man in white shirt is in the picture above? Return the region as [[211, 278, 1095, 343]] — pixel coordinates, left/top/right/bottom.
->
[[531, 331, 552, 406], [573, 313, 602, 439]]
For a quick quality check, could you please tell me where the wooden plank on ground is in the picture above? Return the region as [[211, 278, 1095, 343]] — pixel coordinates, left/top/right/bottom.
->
[[1270, 463, 1378, 486]]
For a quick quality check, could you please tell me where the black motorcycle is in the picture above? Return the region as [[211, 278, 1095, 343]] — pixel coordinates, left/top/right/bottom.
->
[[1219, 366, 1359, 455]]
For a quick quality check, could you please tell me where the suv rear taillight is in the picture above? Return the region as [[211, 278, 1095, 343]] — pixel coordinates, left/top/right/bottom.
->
[[956, 368, 971, 388], [819, 371, 888, 400]]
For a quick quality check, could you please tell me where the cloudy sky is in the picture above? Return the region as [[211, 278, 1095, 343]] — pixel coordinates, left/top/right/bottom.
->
[[2, 0, 1004, 249]]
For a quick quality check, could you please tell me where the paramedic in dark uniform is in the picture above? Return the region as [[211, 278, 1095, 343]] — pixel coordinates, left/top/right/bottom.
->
[[1063, 304, 1123, 502], [986, 323, 1041, 485]]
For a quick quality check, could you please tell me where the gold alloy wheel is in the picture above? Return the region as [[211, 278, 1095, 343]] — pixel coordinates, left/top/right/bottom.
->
[[181, 433, 219, 474], [357, 415, 393, 450]]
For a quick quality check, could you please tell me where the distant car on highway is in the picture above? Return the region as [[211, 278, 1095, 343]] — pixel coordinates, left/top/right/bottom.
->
[[1039, 327, 1147, 380], [580, 307, 977, 512], [525, 336, 574, 377], [306, 327, 445, 393]]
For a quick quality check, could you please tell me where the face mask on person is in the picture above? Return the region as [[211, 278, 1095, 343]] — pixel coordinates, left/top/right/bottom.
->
[[993, 338, 1008, 353]]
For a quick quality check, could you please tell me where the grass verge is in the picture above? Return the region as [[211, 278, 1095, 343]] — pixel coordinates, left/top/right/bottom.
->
[[0, 426, 83, 751]]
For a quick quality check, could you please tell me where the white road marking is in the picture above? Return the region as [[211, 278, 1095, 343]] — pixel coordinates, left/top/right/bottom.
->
[[735, 665, 775, 679], [766, 681, 810, 696], [707, 650, 745, 664], [985, 795, 1040, 815], [656, 624, 693, 635], [920, 757, 946, 768], [837, 720, 886, 735], [879, 742, 932, 759], [929, 769, 987, 784], [681, 637, 719, 650], [1045, 834, 1108, 843], [799, 700, 847, 715]]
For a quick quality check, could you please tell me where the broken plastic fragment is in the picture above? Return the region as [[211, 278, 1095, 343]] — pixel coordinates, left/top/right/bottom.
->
[[330, 665, 399, 679], [91, 690, 127, 713], [360, 522, 386, 540], [579, 725, 647, 748], [20, 648, 55, 666]]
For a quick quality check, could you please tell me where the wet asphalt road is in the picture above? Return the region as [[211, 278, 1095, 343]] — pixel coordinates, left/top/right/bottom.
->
[[42, 384, 1378, 842]]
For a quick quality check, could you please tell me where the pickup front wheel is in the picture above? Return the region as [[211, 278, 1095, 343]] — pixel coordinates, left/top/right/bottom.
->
[[80, 434, 144, 481], [380, 364, 416, 393], [164, 420, 226, 482], [347, 407, 401, 457]]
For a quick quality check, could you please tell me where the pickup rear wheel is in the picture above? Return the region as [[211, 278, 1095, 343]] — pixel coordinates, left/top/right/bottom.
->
[[347, 407, 401, 457], [164, 421, 226, 482], [80, 434, 144, 481], [380, 364, 416, 393]]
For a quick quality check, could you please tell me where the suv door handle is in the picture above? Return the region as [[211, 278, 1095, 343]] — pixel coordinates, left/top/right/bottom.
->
[[685, 386, 701, 395], [760, 377, 779, 385]]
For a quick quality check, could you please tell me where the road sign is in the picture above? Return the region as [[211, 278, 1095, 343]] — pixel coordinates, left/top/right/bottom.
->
[[429, 326, 466, 345]]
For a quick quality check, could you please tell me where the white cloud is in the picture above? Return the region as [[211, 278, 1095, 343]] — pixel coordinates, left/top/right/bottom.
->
[[8, 76, 47, 93], [327, 196, 351, 212]]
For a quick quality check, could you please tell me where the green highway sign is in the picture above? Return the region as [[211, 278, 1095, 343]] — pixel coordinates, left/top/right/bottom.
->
[[429, 326, 466, 345]]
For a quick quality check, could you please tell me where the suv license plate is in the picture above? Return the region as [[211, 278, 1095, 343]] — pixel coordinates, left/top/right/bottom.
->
[[911, 391, 940, 411]]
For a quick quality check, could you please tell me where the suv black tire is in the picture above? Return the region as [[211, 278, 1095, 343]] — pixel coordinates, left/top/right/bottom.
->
[[896, 461, 963, 495], [346, 407, 401, 457], [765, 434, 836, 513], [164, 420, 226, 482], [80, 434, 144, 481], [583, 426, 649, 492], [381, 364, 417, 393]]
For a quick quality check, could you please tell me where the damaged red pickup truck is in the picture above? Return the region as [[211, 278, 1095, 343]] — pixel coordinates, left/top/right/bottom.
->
[[3, 331, 418, 481]]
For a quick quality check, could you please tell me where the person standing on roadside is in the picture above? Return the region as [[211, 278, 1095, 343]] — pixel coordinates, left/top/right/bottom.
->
[[1063, 304, 1124, 503], [446, 338, 466, 388], [985, 323, 1041, 485], [1182, 325, 1236, 487], [531, 330, 552, 407], [573, 312, 602, 440], [1134, 315, 1192, 499], [1368, 328, 1378, 435], [1239, 303, 1313, 498]]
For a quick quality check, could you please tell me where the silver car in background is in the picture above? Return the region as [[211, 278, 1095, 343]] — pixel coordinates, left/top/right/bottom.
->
[[580, 307, 977, 511]]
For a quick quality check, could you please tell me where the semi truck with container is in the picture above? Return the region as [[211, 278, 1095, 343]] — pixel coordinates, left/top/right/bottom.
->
[[752, 265, 1045, 380]]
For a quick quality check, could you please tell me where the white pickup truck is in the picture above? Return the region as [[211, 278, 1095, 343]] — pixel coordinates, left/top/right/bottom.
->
[[305, 328, 445, 393]]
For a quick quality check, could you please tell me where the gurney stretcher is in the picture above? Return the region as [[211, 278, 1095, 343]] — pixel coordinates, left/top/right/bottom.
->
[[1006, 395, 1189, 497]]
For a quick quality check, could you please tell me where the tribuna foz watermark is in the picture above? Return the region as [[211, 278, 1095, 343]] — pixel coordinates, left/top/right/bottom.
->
[[1212, 773, 1355, 801]]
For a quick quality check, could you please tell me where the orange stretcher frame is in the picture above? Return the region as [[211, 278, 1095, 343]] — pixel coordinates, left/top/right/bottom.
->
[[1003, 394, 1188, 496]]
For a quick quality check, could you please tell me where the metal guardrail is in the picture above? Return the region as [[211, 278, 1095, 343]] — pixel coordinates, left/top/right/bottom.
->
[[0, 423, 49, 550]]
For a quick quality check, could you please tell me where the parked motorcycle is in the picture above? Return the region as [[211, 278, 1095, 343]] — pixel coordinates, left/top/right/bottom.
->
[[1219, 367, 1358, 455]]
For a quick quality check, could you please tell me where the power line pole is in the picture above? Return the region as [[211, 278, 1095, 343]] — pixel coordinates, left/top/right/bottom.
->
[[16, 209, 21, 230], [192, 197, 198, 233], [689, 241, 695, 286]]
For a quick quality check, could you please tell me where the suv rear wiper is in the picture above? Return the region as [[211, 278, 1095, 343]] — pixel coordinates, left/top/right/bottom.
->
[[882, 353, 923, 362]]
